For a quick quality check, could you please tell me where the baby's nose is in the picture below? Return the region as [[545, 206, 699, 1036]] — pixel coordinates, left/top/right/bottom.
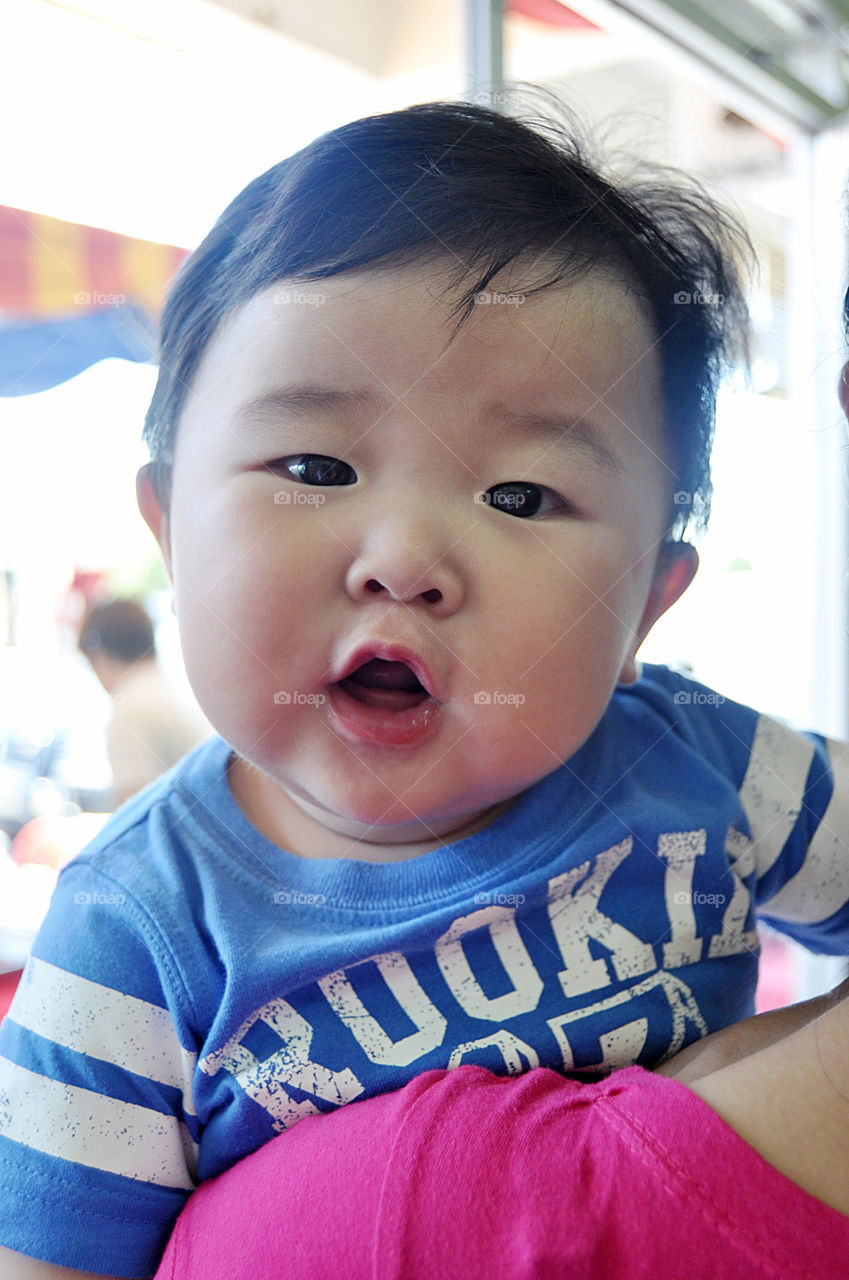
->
[[344, 522, 463, 615], [363, 578, 444, 605]]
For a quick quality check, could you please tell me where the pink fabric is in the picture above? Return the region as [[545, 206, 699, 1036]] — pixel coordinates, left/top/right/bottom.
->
[[157, 1065, 849, 1279]]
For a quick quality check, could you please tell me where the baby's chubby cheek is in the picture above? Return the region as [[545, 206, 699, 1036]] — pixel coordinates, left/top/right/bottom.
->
[[462, 651, 620, 771]]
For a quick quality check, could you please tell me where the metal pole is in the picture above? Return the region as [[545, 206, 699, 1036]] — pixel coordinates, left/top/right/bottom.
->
[[465, 0, 504, 100]]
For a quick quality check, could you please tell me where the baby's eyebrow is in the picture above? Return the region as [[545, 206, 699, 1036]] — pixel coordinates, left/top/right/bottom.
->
[[489, 409, 625, 475], [232, 386, 625, 476], [234, 385, 379, 424]]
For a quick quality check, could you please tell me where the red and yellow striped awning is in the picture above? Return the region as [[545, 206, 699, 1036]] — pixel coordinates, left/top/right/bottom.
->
[[0, 204, 188, 318]]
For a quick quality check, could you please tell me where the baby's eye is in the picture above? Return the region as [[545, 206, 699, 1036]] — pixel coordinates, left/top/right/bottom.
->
[[484, 482, 567, 519], [271, 454, 357, 486]]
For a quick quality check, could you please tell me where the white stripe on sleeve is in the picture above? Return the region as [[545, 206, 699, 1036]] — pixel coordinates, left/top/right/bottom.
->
[[0, 1056, 196, 1188], [8, 956, 196, 1116], [759, 737, 849, 925], [738, 715, 815, 876]]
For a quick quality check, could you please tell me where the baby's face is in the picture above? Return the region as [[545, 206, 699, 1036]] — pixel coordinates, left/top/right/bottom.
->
[[141, 263, 693, 857]]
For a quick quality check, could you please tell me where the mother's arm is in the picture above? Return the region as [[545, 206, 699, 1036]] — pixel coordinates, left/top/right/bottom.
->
[[671, 976, 849, 1217], [656, 974, 849, 1084], [0, 1246, 125, 1280]]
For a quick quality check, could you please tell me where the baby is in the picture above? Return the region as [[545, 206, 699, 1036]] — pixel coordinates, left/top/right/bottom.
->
[[1, 100, 848, 1279]]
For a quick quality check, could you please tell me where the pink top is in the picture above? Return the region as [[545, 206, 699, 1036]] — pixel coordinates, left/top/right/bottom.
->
[[157, 1065, 849, 1279]]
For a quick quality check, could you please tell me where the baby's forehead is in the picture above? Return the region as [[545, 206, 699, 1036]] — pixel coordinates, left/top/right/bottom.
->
[[238, 259, 660, 380], [177, 269, 664, 504], [217, 264, 656, 414]]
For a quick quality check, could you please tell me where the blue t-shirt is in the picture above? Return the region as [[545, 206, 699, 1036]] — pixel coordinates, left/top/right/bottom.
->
[[1, 664, 849, 1277]]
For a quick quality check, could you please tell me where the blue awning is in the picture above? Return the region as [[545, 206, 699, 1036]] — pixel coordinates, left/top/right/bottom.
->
[[0, 305, 157, 397]]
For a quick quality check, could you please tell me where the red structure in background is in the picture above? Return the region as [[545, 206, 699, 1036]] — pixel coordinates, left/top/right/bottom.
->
[[0, 971, 21, 1022], [505, 0, 601, 29]]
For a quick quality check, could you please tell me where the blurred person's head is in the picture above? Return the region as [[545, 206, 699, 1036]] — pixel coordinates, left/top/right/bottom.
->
[[839, 281, 849, 421], [79, 598, 156, 696]]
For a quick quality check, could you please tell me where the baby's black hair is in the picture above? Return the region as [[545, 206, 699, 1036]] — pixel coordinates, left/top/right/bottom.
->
[[144, 98, 752, 537]]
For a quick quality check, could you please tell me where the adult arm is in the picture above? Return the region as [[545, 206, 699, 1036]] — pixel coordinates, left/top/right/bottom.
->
[[656, 973, 849, 1083], [682, 975, 849, 1218], [0, 1244, 125, 1279]]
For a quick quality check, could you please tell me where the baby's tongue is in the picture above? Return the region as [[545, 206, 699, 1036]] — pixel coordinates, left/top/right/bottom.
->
[[340, 659, 427, 709], [350, 659, 421, 690]]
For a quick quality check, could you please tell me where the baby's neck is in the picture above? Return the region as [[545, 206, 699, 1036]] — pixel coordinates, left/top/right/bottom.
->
[[227, 755, 516, 862]]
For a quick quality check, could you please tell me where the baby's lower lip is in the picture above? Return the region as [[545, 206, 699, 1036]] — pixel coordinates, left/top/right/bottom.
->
[[326, 681, 442, 747]]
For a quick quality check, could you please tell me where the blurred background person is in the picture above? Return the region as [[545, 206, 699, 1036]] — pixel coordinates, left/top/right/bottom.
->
[[78, 597, 209, 805]]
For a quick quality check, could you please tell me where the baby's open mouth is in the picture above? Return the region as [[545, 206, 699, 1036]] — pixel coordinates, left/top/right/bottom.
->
[[327, 652, 442, 747], [336, 659, 430, 711]]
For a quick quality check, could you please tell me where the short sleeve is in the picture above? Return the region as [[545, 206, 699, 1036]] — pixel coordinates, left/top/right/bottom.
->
[[633, 667, 849, 954], [742, 722, 849, 951], [0, 859, 198, 1278]]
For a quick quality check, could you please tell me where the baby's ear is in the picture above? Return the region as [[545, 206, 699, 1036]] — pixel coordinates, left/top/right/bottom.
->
[[136, 464, 174, 581], [839, 361, 849, 424], [619, 542, 698, 684]]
